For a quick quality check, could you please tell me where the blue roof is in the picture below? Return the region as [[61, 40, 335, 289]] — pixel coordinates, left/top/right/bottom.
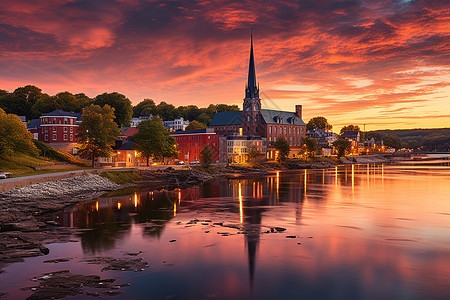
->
[[41, 109, 82, 121], [27, 118, 41, 129], [260, 109, 305, 125], [210, 109, 305, 126], [210, 111, 242, 126]]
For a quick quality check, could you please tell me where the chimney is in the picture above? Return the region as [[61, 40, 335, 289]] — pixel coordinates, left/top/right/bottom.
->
[[295, 105, 302, 119]]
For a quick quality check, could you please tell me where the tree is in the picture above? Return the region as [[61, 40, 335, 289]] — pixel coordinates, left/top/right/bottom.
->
[[76, 104, 120, 167], [200, 145, 213, 168], [382, 134, 402, 150], [0, 85, 46, 119], [0, 108, 38, 156], [332, 138, 352, 158], [185, 120, 207, 131], [340, 125, 360, 134], [407, 140, 419, 150], [272, 136, 290, 164], [301, 136, 318, 160], [94, 92, 133, 127], [248, 145, 261, 162], [133, 99, 157, 117], [155, 101, 176, 120], [306, 116, 332, 132], [130, 117, 178, 166]]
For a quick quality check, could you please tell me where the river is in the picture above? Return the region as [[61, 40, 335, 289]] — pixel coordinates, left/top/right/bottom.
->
[[1, 163, 449, 299]]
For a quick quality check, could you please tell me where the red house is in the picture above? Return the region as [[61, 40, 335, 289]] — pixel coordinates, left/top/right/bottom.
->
[[37, 110, 81, 151], [171, 128, 220, 163]]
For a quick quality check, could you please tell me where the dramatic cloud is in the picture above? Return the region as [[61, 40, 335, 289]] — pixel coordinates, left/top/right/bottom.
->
[[0, 0, 449, 130]]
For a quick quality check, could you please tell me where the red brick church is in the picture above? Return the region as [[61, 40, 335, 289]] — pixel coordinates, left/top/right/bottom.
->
[[210, 35, 307, 159]]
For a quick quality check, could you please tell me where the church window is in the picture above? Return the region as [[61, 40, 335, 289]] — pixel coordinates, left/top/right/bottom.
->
[[247, 115, 250, 122], [274, 126, 277, 134], [269, 126, 272, 134]]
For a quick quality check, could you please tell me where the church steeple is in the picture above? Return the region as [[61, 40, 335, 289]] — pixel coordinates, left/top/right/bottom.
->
[[246, 33, 259, 99]]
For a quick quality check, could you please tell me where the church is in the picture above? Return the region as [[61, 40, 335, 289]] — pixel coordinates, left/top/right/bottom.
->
[[210, 35, 307, 159]]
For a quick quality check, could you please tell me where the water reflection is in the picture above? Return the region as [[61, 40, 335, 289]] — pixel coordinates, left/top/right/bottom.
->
[[51, 164, 450, 299]]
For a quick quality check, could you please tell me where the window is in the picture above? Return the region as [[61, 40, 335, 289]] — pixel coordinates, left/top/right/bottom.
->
[[64, 127, 67, 132], [70, 134, 73, 140], [289, 127, 291, 134], [53, 127, 56, 132], [64, 118, 67, 124], [64, 134, 67, 141], [301, 127, 304, 134], [45, 134, 48, 141], [52, 134, 57, 140], [269, 126, 272, 134], [284, 126, 287, 134], [274, 126, 277, 134]]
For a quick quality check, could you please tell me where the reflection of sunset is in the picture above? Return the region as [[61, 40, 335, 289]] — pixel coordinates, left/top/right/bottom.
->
[[47, 164, 450, 299]]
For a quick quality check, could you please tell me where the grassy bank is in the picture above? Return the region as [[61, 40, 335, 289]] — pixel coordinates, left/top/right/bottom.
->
[[100, 171, 142, 184]]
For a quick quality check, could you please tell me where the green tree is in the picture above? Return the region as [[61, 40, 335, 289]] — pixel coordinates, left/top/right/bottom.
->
[[407, 140, 419, 150], [133, 99, 157, 117], [1, 85, 46, 119], [248, 145, 261, 162], [130, 117, 178, 166], [76, 104, 120, 167], [0, 108, 38, 157], [301, 136, 318, 160], [332, 138, 352, 158], [306, 116, 332, 132], [272, 136, 290, 164], [155, 101, 176, 120], [94, 92, 133, 127], [74, 93, 94, 108], [200, 145, 213, 168], [185, 120, 207, 131], [340, 125, 360, 134], [383, 134, 402, 150]]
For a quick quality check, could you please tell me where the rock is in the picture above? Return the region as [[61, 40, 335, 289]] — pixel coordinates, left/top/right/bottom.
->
[[286, 235, 297, 239], [169, 240, 176, 243], [38, 244, 50, 255], [43, 258, 71, 263], [45, 221, 58, 226], [274, 227, 286, 232]]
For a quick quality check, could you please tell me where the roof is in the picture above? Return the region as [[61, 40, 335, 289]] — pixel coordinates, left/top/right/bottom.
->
[[260, 109, 305, 125], [341, 131, 360, 138], [210, 111, 243, 126], [113, 141, 135, 151], [18, 116, 26, 122], [41, 109, 82, 121], [170, 128, 215, 135], [27, 118, 41, 129], [122, 127, 139, 137]]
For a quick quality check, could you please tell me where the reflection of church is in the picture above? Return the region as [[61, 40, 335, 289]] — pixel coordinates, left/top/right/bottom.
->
[[210, 34, 307, 159]]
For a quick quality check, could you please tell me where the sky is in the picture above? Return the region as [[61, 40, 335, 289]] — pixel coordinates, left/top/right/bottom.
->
[[0, 0, 449, 131]]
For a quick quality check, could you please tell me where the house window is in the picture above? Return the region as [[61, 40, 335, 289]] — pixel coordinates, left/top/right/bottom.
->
[[284, 126, 287, 134], [64, 134, 67, 141], [70, 127, 73, 133], [70, 134, 73, 140], [45, 134, 48, 141], [53, 127, 56, 132], [64, 127, 67, 132], [274, 126, 277, 134], [64, 118, 67, 124], [301, 127, 304, 134], [52, 134, 57, 140]]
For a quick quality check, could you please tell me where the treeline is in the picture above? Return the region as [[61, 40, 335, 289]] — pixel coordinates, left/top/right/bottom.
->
[[0, 85, 239, 127], [367, 128, 450, 151]]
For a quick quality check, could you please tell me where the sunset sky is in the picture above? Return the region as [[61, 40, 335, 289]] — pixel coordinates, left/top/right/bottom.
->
[[0, 0, 449, 131]]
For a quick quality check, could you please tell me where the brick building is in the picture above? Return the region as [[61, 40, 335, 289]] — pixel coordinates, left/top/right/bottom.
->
[[171, 128, 220, 163]]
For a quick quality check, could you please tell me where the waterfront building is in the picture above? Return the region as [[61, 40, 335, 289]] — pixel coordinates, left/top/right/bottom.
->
[[171, 128, 219, 163], [210, 35, 306, 159], [164, 117, 189, 132], [219, 135, 267, 163]]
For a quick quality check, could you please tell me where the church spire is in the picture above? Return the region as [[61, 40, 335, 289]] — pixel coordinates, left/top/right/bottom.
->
[[246, 31, 259, 99]]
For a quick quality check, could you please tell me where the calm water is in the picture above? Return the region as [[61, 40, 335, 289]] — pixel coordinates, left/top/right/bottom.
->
[[1, 164, 450, 299]]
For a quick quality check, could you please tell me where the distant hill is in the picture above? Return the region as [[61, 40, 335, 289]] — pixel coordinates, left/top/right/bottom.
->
[[369, 128, 450, 151]]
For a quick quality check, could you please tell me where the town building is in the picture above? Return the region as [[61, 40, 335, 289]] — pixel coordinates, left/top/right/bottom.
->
[[27, 118, 41, 139], [209, 35, 307, 159], [130, 114, 152, 127], [164, 117, 189, 132], [36, 109, 81, 153], [219, 135, 267, 164], [171, 128, 219, 163]]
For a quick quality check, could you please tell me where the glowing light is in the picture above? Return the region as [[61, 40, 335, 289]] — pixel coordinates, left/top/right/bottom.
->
[[117, 202, 121, 210], [238, 182, 243, 223], [239, 128, 243, 136], [304, 169, 307, 192], [96, 201, 99, 211], [134, 193, 138, 208], [178, 189, 181, 204], [174, 202, 177, 216], [351, 164, 355, 196]]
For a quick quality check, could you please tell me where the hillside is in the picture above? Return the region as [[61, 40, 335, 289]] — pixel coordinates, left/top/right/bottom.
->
[[371, 128, 450, 151]]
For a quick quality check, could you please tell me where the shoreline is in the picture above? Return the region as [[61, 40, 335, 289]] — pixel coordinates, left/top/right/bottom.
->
[[0, 156, 407, 269]]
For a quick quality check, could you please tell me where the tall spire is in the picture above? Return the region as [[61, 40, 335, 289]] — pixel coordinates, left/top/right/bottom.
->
[[246, 30, 259, 99]]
